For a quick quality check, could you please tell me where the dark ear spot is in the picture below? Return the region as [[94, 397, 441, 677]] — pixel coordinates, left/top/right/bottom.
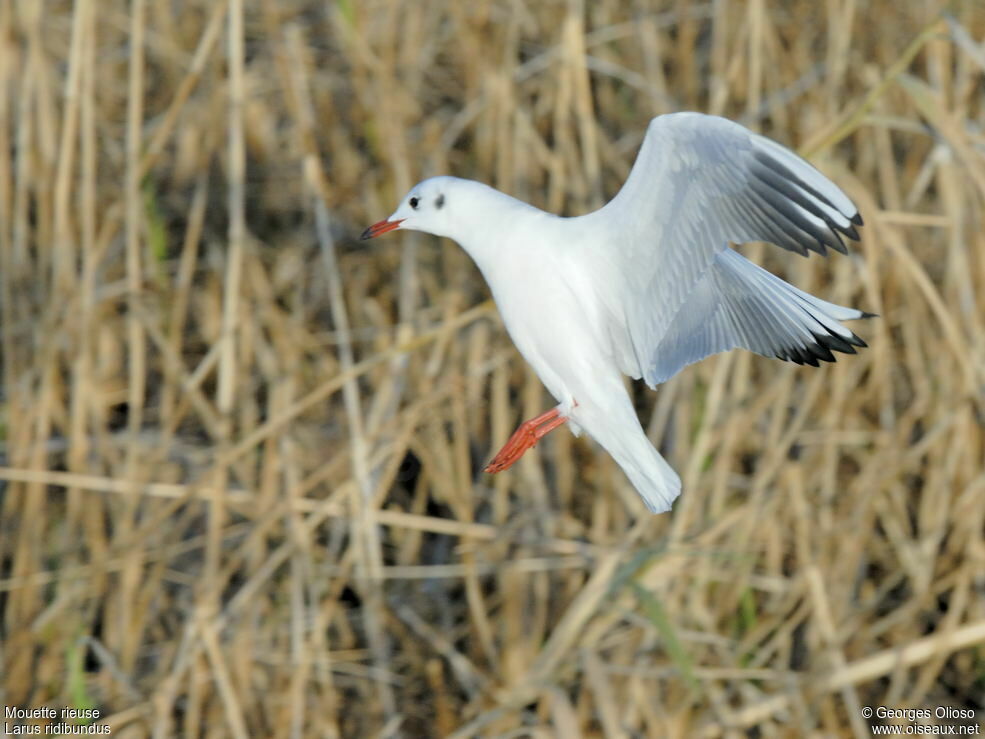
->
[[435, 194, 445, 209]]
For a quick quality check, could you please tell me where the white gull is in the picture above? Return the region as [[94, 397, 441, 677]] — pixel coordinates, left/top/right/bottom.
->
[[362, 112, 871, 514]]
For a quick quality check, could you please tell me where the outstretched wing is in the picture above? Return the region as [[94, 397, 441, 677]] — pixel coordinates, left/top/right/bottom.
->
[[583, 112, 863, 386]]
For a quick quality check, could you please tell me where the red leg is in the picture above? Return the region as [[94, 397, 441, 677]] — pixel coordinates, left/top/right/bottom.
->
[[484, 407, 569, 474]]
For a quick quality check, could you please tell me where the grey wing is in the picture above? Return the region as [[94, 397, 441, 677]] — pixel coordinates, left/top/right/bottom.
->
[[645, 249, 868, 385], [588, 112, 864, 386]]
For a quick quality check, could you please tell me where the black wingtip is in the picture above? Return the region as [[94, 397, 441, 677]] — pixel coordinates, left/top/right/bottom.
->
[[859, 310, 879, 319], [779, 325, 871, 367], [813, 331, 856, 355], [845, 332, 868, 348], [781, 344, 821, 366], [851, 211, 864, 227], [811, 341, 836, 363]]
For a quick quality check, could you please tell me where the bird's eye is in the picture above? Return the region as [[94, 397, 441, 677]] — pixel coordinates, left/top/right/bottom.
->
[[409, 197, 419, 210]]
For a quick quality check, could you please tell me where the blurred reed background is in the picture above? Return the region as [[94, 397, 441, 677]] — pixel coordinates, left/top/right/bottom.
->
[[1, 0, 984, 736]]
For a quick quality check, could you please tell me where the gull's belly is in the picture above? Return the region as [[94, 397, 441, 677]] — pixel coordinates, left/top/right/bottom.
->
[[489, 268, 612, 415]]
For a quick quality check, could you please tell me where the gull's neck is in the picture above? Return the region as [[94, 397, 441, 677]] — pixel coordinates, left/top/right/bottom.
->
[[446, 181, 564, 277]]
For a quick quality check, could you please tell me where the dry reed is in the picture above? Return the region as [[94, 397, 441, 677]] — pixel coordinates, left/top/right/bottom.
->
[[1, 1, 984, 736]]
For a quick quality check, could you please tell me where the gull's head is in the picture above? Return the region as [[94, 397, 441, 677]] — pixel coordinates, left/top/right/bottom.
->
[[361, 176, 463, 242]]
